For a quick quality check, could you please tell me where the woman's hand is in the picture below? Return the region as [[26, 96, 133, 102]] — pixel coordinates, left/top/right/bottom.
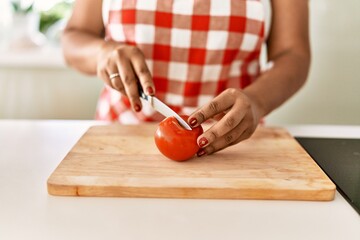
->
[[97, 41, 155, 112], [188, 88, 264, 156]]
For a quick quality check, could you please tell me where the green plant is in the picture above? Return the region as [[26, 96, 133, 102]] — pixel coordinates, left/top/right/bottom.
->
[[11, 0, 34, 14], [39, 1, 73, 33]]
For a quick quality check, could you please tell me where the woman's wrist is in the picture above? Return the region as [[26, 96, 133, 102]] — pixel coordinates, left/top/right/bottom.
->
[[98, 40, 117, 61], [242, 88, 268, 122]]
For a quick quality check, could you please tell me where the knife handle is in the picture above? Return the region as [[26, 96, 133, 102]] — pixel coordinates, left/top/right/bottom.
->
[[138, 84, 148, 100]]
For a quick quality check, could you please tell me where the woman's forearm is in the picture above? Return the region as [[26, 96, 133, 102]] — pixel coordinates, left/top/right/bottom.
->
[[243, 49, 311, 118], [62, 29, 105, 75], [242, 0, 311, 119]]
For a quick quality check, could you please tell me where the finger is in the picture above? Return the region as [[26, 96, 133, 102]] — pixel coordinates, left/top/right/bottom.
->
[[200, 118, 248, 153], [106, 64, 126, 95], [130, 48, 155, 96], [212, 112, 225, 121], [116, 58, 142, 112], [196, 106, 247, 148], [98, 69, 112, 87], [188, 89, 237, 127], [229, 128, 253, 147], [200, 126, 252, 156]]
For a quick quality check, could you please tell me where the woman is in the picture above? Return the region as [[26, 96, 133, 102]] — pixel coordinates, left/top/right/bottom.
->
[[62, 0, 310, 156]]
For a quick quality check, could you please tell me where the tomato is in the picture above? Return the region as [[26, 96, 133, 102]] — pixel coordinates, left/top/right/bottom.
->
[[154, 115, 203, 161]]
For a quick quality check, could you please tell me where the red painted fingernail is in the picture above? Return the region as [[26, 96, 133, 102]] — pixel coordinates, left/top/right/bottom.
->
[[198, 137, 208, 148], [146, 86, 154, 95], [197, 149, 206, 157], [189, 118, 197, 127], [134, 104, 141, 112]]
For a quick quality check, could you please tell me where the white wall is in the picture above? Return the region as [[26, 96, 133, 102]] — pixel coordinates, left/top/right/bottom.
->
[[0, 0, 359, 124], [266, 0, 360, 125], [0, 66, 103, 119]]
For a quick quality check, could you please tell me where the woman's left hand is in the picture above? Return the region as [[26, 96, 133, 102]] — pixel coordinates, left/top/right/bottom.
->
[[188, 88, 264, 156]]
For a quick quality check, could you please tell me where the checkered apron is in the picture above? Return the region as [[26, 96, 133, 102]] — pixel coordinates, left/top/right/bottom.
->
[[96, 0, 265, 123]]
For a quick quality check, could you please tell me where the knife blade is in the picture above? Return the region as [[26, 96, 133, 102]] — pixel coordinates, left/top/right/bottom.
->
[[139, 88, 192, 130]]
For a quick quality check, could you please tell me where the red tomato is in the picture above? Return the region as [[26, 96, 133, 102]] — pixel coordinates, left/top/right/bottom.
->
[[154, 115, 203, 161]]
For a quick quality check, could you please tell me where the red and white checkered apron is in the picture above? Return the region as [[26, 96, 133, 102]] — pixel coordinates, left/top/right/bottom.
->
[[96, 0, 265, 123]]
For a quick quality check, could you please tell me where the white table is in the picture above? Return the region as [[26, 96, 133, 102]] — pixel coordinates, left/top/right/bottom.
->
[[1, 120, 359, 240]]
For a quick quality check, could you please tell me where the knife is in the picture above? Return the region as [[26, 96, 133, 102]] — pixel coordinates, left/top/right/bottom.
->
[[138, 87, 192, 130]]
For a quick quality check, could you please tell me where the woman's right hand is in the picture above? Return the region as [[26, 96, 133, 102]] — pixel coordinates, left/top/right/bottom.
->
[[96, 41, 155, 112]]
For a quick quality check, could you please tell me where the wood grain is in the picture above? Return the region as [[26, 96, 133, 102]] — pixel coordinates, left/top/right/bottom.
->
[[47, 124, 335, 200]]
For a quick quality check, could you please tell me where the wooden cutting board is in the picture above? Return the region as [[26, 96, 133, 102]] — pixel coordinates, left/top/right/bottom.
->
[[47, 124, 335, 201]]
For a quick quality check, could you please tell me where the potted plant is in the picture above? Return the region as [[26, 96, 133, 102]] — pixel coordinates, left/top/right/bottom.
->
[[9, 0, 46, 50]]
